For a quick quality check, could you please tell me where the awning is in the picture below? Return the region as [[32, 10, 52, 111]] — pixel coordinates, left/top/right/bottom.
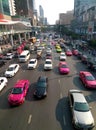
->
[[0, 19, 32, 27]]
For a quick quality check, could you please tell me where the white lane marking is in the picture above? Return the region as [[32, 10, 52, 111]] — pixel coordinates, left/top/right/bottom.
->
[[63, 116, 66, 125], [28, 115, 32, 124]]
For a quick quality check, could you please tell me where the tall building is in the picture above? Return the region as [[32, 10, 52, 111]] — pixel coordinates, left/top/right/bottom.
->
[[39, 5, 44, 25], [14, 0, 36, 25]]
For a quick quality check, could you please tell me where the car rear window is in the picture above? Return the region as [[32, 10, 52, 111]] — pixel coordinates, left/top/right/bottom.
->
[[74, 102, 89, 112], [86, 75, 95, 81], [12, 88, 23, 94]]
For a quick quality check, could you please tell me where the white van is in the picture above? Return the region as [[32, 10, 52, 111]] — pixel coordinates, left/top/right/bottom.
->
[[19, 50, 30, 62]]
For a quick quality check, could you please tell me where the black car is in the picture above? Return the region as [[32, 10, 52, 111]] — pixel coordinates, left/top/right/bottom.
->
[[87, 60, 96, 71], [0, 60, 6, 67], [34, 76, 48, 98]]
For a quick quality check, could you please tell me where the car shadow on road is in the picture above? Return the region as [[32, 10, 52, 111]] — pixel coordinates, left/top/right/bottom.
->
[[0, 88, 13, 109], [25, 83, 38, 102], [73, 76, 87, 91], [55, 97, 75, 130]]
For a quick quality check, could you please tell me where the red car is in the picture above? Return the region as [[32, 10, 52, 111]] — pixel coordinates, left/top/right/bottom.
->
[[79, 71, 96, 88], [72, 49, 78, 55], [59, 62, 70, 74], [8, 80, 30, 106], [65, 49, 72, 56]]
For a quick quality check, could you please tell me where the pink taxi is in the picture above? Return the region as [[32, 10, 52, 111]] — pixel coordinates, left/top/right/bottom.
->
[[79, 71, 96, 89], [8, 80, 30, 106], [59, 62, 70, 74]]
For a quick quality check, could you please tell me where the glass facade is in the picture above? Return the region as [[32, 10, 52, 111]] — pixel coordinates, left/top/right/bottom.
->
[[2, 0, 10, 15]]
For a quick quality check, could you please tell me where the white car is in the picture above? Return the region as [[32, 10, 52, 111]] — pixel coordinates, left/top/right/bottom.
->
[[5, 64, 20, 77], [44, 59, 53, 70], [46, 48, 52, 54], [0, 77, 8, 91], [60, 52, 66, 60], [5, 53, 14, 60], [68, 89, 95, 129], [28, 59, 37, 69]]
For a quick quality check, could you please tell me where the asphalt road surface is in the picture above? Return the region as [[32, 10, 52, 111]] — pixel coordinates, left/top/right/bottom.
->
[[0, 43, 96, 130]]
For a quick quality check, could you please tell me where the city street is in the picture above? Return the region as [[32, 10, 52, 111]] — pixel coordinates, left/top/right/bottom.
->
[[0, 44, 96, 130]]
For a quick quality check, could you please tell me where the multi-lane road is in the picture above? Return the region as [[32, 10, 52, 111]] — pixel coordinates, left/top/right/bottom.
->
[[0, 42, 96, 130]]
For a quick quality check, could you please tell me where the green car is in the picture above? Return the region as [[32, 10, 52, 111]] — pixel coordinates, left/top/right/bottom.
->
[[56, 47, 62, 53]]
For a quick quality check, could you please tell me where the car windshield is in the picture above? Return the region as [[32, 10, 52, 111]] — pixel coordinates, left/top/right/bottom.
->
[[86, 75, 95, 81], [20, 55, 25, 58], [61, 54, 65, 56], [61, 64, 68, 68], [12, 88, 23, 94], [7, 67, 14, 71], [45, 61, 51, 64], [74, 102, 89, 112], [29, 61, 35, 64]]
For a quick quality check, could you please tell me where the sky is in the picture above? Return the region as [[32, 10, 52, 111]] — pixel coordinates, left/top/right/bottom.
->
[[35, 0, 74, 24]]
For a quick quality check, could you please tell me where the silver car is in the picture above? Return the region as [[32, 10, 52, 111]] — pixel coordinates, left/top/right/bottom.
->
[[68, 89, 95, 129]]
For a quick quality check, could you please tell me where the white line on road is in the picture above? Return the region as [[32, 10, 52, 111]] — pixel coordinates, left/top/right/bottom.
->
[[28, 115, 32, 124]]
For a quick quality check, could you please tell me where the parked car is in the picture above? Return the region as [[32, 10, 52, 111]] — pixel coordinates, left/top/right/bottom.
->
[[34, 76, 48, 98], [0, 77, 8, 91], [46, 48, 52, 54], [59, 52, 66, 61], [5, 53, 14, 60], [77, 51, 83, 59], [0, 60, 6, 67], [44, 59, 53, 70], [28, 58, 37, 69], [65, 49, 72, 56], [5, 64, 20, 77], [79, 71, 96, 88], [58, 62, 70, 74], [68, 89, 95, 129], [87, 59, 96, 71], [72, 49, 78, 56], [81, 55, 89, 64], [8, 80, 30, 106], [56, 46, 62, 53]]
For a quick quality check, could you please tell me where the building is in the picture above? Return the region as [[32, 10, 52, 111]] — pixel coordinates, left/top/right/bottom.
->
[[14, 0, 36, 26], [0, 0, 11, 20], [73, 0, 96, 39], [59, 11, 74, 28], [39, 5, 44, 25]]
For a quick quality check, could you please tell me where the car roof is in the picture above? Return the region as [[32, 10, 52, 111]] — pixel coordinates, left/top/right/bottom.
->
[[69, 90, 86, 103], [45, 59, 52, 61], [29, 59, 36, 61], [14, 80, 28, 88], [72, 93, 86, 103]]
